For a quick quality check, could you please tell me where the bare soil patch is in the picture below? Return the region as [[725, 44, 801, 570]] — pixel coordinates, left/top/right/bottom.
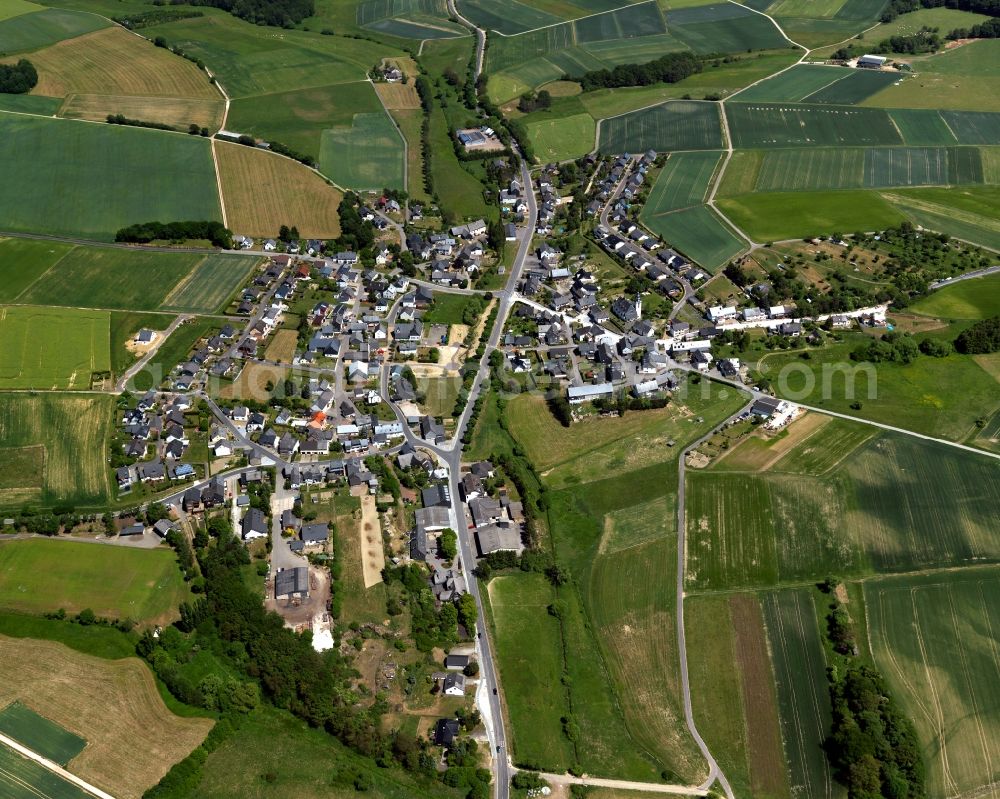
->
[[359, 494, 386, 588]]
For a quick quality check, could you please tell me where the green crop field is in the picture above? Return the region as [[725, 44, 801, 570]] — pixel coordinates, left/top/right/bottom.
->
[[527, 113, 596, 161], [143, 11, 392, 98], [0, 393, 111, 507], [0, 306, 109, 390], [718, 189, 906, 241], [941, 110, 1000, 145], [804, 68, 901, 104], [687, 429, 1000, 590], [356, 0, 466, 37], [228, 81, 383, 161], [0, 703, 85, 766], [159, 254, 257, 314], [736, 64, 852, 103], [0, 238, 73, 303], [0, 539, 190, 623], [0, 0, 40, 23], [741, 146, 984, 192], [0, 6, 107, 53], [598, 101, 723, 154], [866, 569, 1000, 798], [319, 112, 405, 191], [0, 740, 92, 799], [641, 205, 746, 272], [886, 108, 957, 145], [641, 151, 722, 214], [909, 273, 1000, 320], [666, 3, 788, 53], [486, 574, 575, 771], [19, 248, 195, 312], [727, 103, 902, 148], [736, 64, 899, 104], [0, 114, 221, 242], [761, 590, 840, 799], [459, 0, 564, 34]]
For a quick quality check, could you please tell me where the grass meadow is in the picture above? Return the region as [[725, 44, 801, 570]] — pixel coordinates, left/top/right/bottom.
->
[[527, 113, 596, 162], [487, 574, 575, 771], [0, 393, 111, 507], [215, 141, 343, 239], [0, 6, 107, 54], [228, 80, 382, 160], [0, 539, 189, 623], [0, 634, 212, 799], [860, 38, 1000, 112], [0, 306, 110, 390], [908, 272, 1000, 320], [865, 568, 1000, 798], [493, 379, 747, 780], [319, 112, 405, 191], [110, 311, 169, 376], [717, 190, 906, 241], [755, 336, 1000, 440], [0, 113, 221, 241], [198, 705, 453, 799]]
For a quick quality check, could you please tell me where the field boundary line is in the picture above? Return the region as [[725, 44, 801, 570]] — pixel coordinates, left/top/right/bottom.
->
[[950, 587, 996, 793], [159, 254, 206, 309], [482, 0, 660, 39], [11, 245, 76, 303], [0, 732, 117, 799], [371, 78, 409, 194], [724, 0, 807, 50], [912, 585, 960, 795]]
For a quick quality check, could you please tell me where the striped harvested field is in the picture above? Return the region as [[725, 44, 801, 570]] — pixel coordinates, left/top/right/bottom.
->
[[59, 94, 224, 131], [216, 140, 342, 239], [7, 27, 217, 100]]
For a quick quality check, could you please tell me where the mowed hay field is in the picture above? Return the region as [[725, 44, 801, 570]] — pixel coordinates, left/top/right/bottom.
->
[[686, 427, 1000, 591], [866, 568, 1000, 798], [0, 306, 109, 390], [3, 26, 224, 129], [0, 635, 212, 799], [0, 393, 111, 507], [60, 94, 224, 131], [216, 141, 342, 239], [0, 539, 190, 623], [0, 113, 221, 241]]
